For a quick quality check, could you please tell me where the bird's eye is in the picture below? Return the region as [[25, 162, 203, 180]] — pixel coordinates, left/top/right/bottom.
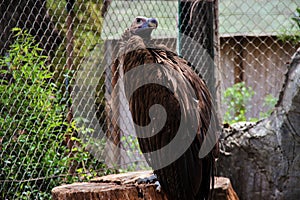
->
[[136, 18, 142, 23]]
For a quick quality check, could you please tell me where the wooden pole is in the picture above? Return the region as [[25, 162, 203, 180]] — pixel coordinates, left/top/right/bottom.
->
[[65, 0, 76, 175], [178, 0, 216, 98], [233, 37, 244, 84], [104, 40, 121, 169]]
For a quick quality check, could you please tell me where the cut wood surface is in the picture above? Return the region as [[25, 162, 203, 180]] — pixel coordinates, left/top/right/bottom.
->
[[52, 170, 239, 200]]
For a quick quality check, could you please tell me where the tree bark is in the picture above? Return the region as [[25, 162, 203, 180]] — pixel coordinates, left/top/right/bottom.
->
[[217, 47, 300, 199]]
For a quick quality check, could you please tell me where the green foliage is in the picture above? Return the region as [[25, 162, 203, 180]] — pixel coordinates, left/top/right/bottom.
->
[[0, 28, 68, 199], [278, 7, 300, 44], [259, 94, 277, 119], [66, 118, 108, 182], [120, 135, 147, 172], [223, 83, 278, 124], [0, 29, 106, 199], [46, 0, 104, 80], [223, 82, 255, 124], [46, 1, 107, 133]]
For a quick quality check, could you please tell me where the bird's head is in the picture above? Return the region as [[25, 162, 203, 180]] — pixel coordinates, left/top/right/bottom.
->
[[129, 16, 158, 39]]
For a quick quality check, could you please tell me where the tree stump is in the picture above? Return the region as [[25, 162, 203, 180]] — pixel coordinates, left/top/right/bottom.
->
[[52, 171, 239, 200]]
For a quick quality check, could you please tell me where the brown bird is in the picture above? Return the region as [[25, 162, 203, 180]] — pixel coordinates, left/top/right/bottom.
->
[[111, 16, 219, 200]]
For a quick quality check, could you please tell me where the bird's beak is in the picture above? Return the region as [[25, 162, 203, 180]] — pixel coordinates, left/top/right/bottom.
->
[[147, 18, 158, 29]]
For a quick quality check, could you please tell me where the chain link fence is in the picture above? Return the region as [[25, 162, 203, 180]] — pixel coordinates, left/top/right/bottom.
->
[[0, 0, 299, 198], [218, 0, 299, 123]]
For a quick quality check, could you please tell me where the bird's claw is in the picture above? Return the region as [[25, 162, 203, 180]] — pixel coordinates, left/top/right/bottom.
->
[[137, 174, 157, 184], [136, 174, 161, 192], [154, 180, 161, 192]]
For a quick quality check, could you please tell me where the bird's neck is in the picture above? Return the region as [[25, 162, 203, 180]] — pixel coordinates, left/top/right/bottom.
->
[[121, 29, 153, 45]]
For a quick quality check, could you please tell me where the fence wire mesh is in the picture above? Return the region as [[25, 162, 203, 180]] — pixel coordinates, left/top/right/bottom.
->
[[0, 0, 299, 198]]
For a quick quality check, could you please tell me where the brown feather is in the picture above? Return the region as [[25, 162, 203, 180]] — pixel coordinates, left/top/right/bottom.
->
[[114, 18, 219, 200]]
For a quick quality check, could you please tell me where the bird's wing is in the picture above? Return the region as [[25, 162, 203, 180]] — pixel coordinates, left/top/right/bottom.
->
[[148, 47, 217, 199], [120, 39, 218, 199]]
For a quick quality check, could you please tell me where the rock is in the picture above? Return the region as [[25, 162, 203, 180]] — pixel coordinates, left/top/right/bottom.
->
[[217, 48, 300, 200]]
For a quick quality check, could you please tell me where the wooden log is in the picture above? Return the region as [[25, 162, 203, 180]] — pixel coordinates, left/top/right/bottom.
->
[[213, 177, 239, 200], [52, 171, 239, 200]]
